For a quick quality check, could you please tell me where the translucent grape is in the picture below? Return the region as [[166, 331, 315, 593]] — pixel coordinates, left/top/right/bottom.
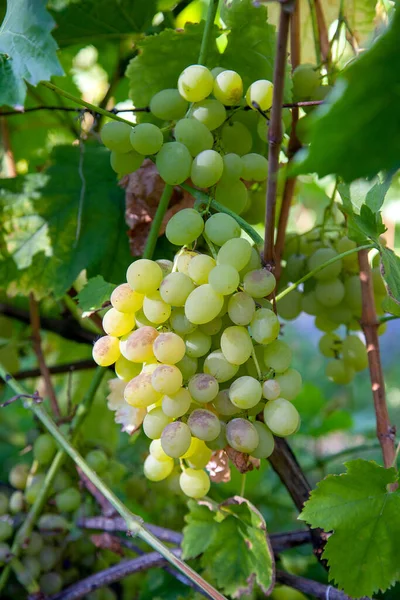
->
[[229, 376, 262, 409], [134, 309, 157, 328], [39, 573, 63, 596], [162, 388, 192, 418], [240, 247, 262, 278], [93, 335, 121, 366], [156, 259, 174, 277], [243, 269, 275, 298], [275, 368, 302, 400], [208, 264, 239, 295], [336, 236, 359, 271], [257, 116, 269, 142], [174, 118, 213, 157], [185, 330, 212, 358], [111, 283, 144, 313], [215, 179, 248, 214], [251, 421, 275, 458], [301, 291, 321, 316], [149, 439, 171, 462], [127, 259, 163, 294], [9, 491, 24, 514], [263, 398, 300, 436], [241, 153, 269, 181], [187, 409, 221, 441], [178, 65, 214, 102], [315, 279, 345, 308], [277, 289, 303, 320], [191, 149, 224, 188], [226, 418, 259, 453], [263, 340, 292, 373], [221, 121, 252, 155], [143, 291, 171, 324], [55, 487, 81, 512], [191, 98, 226, 130], [9, 463, 29, 490], [33, 433, 56, 465], [120, 326, 158, 362], [220, 153, 243, 183], [213, 389, 240, 416], [187, 254, 216, 285], [262, 379, 281, 401], [176, 354, 198, 380], [150, 89, 188, 120], [153, 331, 186, 364], [245, 79, 273, 111], [151, 364, 183, 395], [293, 64, 319, 99], [187, 442, 213, 468], [315, 315, 339, 333], [185, 284, 224, 324], [110, 150, 143, 175], [143, 407, 171, 439], [217, 238, 252, 271], [124, 372, 161, 407], [100, 121, 132, 153], [329, 303, 353, 325], [179, 468, 210, 498], [308, 248, 342, 281], [344, 275, 362, 312], [166, 208, 204, 246], [318, 332, 342, 358], [203, 349, 239, 382], [102, 308, 135, 337], [199, 316, 222, 336], [85, 449, 108, 473], [204, 213, 241, 247], [170, 308, 196, 335], [286, 253, 307, 282], [326, 359, 355, 384], [188, 373, 219, 404], [228, 292, 255, 325], [213, 70, 243, 105], [161, 421, 192, 457], [130, 123, 163, 155], [38, 545, 59, 571], [342, 335, 368, 371], [144, 454, 174, 482], [221, 326, 253, 365], [156, 142, 192, 185], [250, 308, 280, 345]]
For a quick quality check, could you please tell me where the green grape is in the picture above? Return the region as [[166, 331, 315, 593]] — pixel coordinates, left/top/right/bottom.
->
[[179, 468, 210, 498], [162, 388, 192, 418], [243, 268, 276, 298], [292, 64, 320, 99], [336, 236, 359, 271], [149, 439, 171, 462], [102, 307, 135, 337], [315, 279, 345, 307], [199, 316, 222, 336], [342, 335, 368, 371], [308, 248, 342, 281], [263, 340, 292, 373], [92, 335, 120, 367], [0, 493, 8, 516], [217, 238, 252, 271], [221, 326, 253, 365], [23, 555, 41, 579], [143, 291, 171, 324], [178, 65, 214, 102], [151, 364, 183, 394], [170, 308, 196, 335], [187, 441, 213, 467], [150, 89, 188, 120], [319, 332, 342, 358], [262, 379, 281, 401], [215, 179, 248, 214], [229, 376, 262, 409], [213, 389, 240, 416], [191, 149, 224, 188], [277, 289, 303, 320], [9, 491, 24, 513], [9, 463, 29, 490], [203, 349, 239, 382], [228, 292, 255, 326], [34, 433, 56, 465], [209, 264, 240, 295], [241, 153, 269, 182], [187, 409, 221, 441], [344, 275, 362, 313], [110, 150, 143, 176], [125, 372, 161, 407], [245, 79, 273, 111], [85, 449, 108, 474], [53, 470, 73, 494], [257, 116, 269, 142], [0, 542, 10, 566], [185, 330, 212, 358], [191, 98, 226, 130], [130, 122, 163, 156], [188, 254, 216, 285], [301, 291, 320, 316], [174, 118, 213, 157], [55, 487, 81, 513], [38, 513, 69, 532], [204, 212, 241, 246], [263, 398, 300, 436], [286, 253, 307, 282], [326, 359, 355, 384], [111, 283, 144, 313], [239, 246, 262, 278], [165, 208, 204, 246], [251, 422, 275, 458], [221, 121, 252, 155], [0, 521, 12, 542], [39, 572, 63, 595], [314, 315, 339, 333], [188, 373, 219, 403], [161, 421, 192, 457], [120, 326, 158, 363], [250, 308, 280, 345], [205, 421, 227, 450], [220, 153, 243, 183], [114, 356, 141, 381], [153, 331, 186, 364], [226, 418, 259, 453], [144, 453, 174, 481], [185, 284, 224, 324], [143, 407, 171, 439], [127, 258, 163, 294], [100, 121, 132, 153], [176, 354, 198, 381], [156, 141, 192, 185], [24, 531, 43, 556], [213, 70, 243, 105], [39, 545, 60, 571], [275, 368, 302, 400], [156, 258, 173, 277], [329, 302, 353, 324], [25, 475, 45, 504]]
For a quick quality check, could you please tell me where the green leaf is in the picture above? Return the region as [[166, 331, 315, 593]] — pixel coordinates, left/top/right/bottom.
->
[[365, 172, 393, 212], [337, 183, 386, 244], [380, 247, 400, 305], [77, 276, 116, 312], [0, 145, 132, 299], [51, 0, 157, 47], [291, 10, 400, 181], [0, 0, 63, 108], [300, 459, 400, 598], [382, 295, 400, 317], [182, 497, 274, 596]]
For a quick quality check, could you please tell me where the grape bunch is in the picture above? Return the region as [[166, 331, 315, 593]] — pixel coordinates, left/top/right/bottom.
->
[[100, 65, 273, 215], [93, 209, 302, 499]]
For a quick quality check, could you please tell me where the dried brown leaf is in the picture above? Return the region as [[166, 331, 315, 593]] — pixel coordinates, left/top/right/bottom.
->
[[225, 447, 260, 474], [91, 533, 124, 556], [206, 449, 231, 483]]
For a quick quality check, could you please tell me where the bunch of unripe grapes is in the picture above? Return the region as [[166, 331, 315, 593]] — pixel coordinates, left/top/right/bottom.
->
[[100, 64, 273, 215], [279, 229, 388, 384], [93, 209, 302, 498]]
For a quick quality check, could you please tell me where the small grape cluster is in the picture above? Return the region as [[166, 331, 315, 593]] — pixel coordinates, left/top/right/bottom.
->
[[280, 230, 388, 384], [100, 64, 273, 215], [93, 209, 302, 499]]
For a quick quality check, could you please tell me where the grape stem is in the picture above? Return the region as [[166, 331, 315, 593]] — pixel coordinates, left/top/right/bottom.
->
[[0, 365, 228, 600], [142, 184, 174, 260], [197, 0, 219, 65], [275, 243, 374, 303]]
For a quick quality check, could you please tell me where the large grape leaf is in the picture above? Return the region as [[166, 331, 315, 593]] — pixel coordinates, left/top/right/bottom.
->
[[0, 145, 132, 299], [0, 0, 63, 108], [291, 9, 400, 181], [300, 460, 400, 598]]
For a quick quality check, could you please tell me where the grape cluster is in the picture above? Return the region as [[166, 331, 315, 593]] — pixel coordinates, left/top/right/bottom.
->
[[280, 230, 388, 384], [100, 65, 273, 215], [93, 209, 302, 499]]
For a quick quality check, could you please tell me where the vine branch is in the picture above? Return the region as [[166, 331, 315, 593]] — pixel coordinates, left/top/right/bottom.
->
[[276, 570, 368, 600]]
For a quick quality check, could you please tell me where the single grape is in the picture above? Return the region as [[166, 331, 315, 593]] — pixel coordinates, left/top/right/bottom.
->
[[329, 303, 353, 325], [143, 291, 171, 324], [263, 340, 292, 373], [336, 236, 359, 271], [245, 79, 273, 111], [175, 248, 197, 273], [127, 258, 163, 294], [293, 64, 320, 99], [217, 238, 252, 271], [301, 291, 321, 316], [213, 389, 240, 416], [215, 179, 248, 214], [185, 330, 212, 358], [286, 254, 307, 282], [0, 542, 10, 566], [221, 121, 252, 155], [130, 123, 163, 155], [143, 407, 172, 439], [326, 359, 355, 384], [191, 98, 226, 130], [250, 308, 280, 345], [240, 247, 262, 279], [308, 248, 342, 281], [0, 521, 12, 542], [219, 153, 243, 185], [275, 368, 302, 400], [151, 364, 183, 395], [187, 442, 213, 468], [55, 487, 81, 512], [187, 409, 221, 441], [176, 354, 198, 380], [174, 118, 213, 157], [208, 264, 240, 295], [263, 398, 300, 436], [240, 153, 269, 182], [9, 491, 24, 513], [251, 422, 275, 458], [92, 335, 120, 366], [156, 141, 192, 185], [124, 372, 161, 407], [188, 373, 219, 404], [178, 65, 214, 102], [144, 454, 174, 482], [203, 349, 239, 382], [156, 259, 174, 277], [227, 292, 255, 326], [120, 326, 158, 362], [23, 555, 41, 580], [25, 475, 45, 505], [342, 335, 368, 371], [153, 331, 186, 364], [162, 388, 192, 418], [199, 316, 222, 336], [344, 275, 362, 313], [39, 573, 63, 596], [315, 279, 345, 307], [204, 212, 241, 247], [9, 463, 29, 490], [191, 149, 224, 188], [110, 150, 143, 176], [85, 449, 108, 473], [149, 439, 171, 462], [243, 268, 275, 298], [315, 315, 339, 333], [38, 513, 70, 532], [161, 421, 192, 457], [226, 418, 259, 453], [166, 208, 204, 246], [319, 332, 342, 358], [185, 284, 224, 324], [213, 70, 243, 105], [277, 289, 303, 320], [187, 254, 216, 285], [229, 376, 262, 409], [102, 307, 135, 337], [221, 326, 253, 365], [170, 308, 197, 335], [262, 379, 281, 401], [100, 121, 132, 153], [150, 89, 188, 120], [33, 433, 56, 465], [111, 283, 144, 313], [114, 356, 141, 381], [179, 468, 210, 498]]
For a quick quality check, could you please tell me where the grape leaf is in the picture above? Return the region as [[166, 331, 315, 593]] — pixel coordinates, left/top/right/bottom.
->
[[182, 497, 274, 597], [77, 276, 116, 312], [0, 0, 63, 108], [300, 459, 400, 598], [51, 0, 157, 47], [0, 145, 132, 299], [291, 9, 400, 181], [337, 183, 387, 244], [380, 247, 400, 305]]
